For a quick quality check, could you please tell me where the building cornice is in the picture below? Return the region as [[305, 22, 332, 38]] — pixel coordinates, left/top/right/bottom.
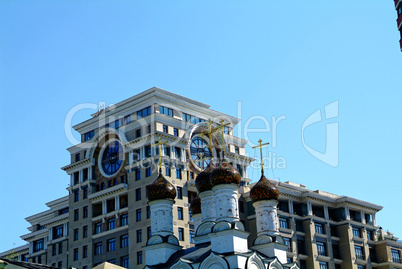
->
[[88, 183, 128, 202]]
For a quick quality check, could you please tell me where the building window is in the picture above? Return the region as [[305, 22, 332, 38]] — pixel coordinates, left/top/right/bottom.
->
[[283, 237, 292, 252], [73, 190, 79, 202], [176, 168, 182, 179], [115, 119, 120, 129], [108, 259, 116, 264], [52, 245, 56, 256], [190, 172, 194, 180], [177, 186, 183, 199], [147, 206, 151, 219], [58, 243, 63, 254], [107, 218, 116, 230], [160, 106, 173, 117], [235, 146, 239, 154], [145, 145, 152, 157], [74, 209, 79, 221], [164, 146, 171, 157], [138, 106, 151, 118], [95, 222, 102, 234], [123, 115, 131, 125], [297, 240, 306, 255], [332, 244, 340, 259], [135, 168, 141, 180], [137, 251, 143, 265], [355, 245, 364, 260], [107, 238, 116, 252], [279, 217, 289, 229], [121, 214, 128, 226], [178, 207, 183, 220], [136, 129, 141, 138], [391, 249, 401, 263], [178, 228, 184, 241], [174, 128, 179, 136], [94, 242, 103, 255], [315, 223, 324, 234], [163, 125, 168, 133], [147, 227, 152, 240], [190, 230, 195, 243], [136, 188, 141, 201], [83, 226, 88, 238], [136, 209, 142, 222], [53, 225, 64, 239], [353, 227, 361, 238], [33, 239, 44, 252], [357, 265, 365, 269], [83, 187, 88, 199], [165, 165, 171, 176], [296, 220, 303, 232], [121, 255, 129, 268], [175, 147, 181, 159], [84, 130, 95, 141], [137, 229, 143, 243], [121, 234, 129, 248], [146, 166, 151, 177], [319, 262, 328, 269], [73, 248, 79, 261], [367, 230, 373, 241], [74, 228, 79, 241], [83, 206, 88, 218], [317, 242, 326, 256], [148, 125, 151, 133], [75, 153, 81, 162], [182, 113, 205, 124]]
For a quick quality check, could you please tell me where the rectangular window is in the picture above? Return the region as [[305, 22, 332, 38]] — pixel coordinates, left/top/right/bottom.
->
[[121, 255, 129, 268], [367, 230, 373, 241], [138, 106, 151, 119], [147, 206, 151, 219], [163, 125, 168, 133], [315, 223, 324, 234], [296, 220, 303, 232], [353, 227, 361, 238], [123, 115, 131, 125], [121, 214, 128, 226], [83, 206, 88, 218], [355, 245, 364, 260], [279, 217, 289, 229], [177, 186, 183, 199], [182, 113, 204, 124], [317, 242, 326, 256], [75, 153, 80, 162], [235, 146, 239, 154], [73, 248, 79, 261], [174, 128, 179, 136], [83, 187, 88, 199], [178, 207, 183, 220], [74, 228, 79, 241], [391, 249, 401, 263], [178, 228, 184, 241], [319, 262, 328, 269], [107, 238, 116, 252], [297, 240, 306, 255], [95, 222, 102, 234], [136, 129, 141, 138], [135, 168, 141, 180], [137, 251, 143, 265], [147, 227, 152, 240], [94, 242, 103, 255], [73, 172, 79, 185], [283, 237, 292, 252], [190, 230, 195, 243], [146, 167, 151, 177], [160, 106, 173, 117], [357, 266, 365, 269], [121, 234, 129, 248], [148, 125, 151, 133], [145, 145, 151, 157], [53, 225, 64, 239], [58, 243, 63, 254], [175, 147, 181, 159], [165, 165, 171, 176], [164, 145, 171, 157], [108, 259, 116, 264], [83, 226, 88, 238], [190, 172, 194, 180], [84, 130, 95, 141], [52, 245, 56, 256], [136, 209, 142, 222], [115, 119, 120, 129], [136, 188, 141, 201], [74, 209, 79, 221], [107, 218, 116, 230], [74, 190, 79, 202], [137, 229, 143, 243], [176, 168, 182, 179]]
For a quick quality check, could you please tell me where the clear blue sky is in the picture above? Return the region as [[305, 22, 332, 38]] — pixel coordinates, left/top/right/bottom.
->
[[1, 1, 401, 253]]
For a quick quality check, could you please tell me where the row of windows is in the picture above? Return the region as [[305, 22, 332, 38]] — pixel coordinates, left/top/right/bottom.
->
[[73, 186, 88, 201], [94, 214, 128, 234], [51, 242, 64, 256]]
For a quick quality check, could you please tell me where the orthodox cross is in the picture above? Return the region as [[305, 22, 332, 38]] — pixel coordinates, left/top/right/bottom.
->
[[153, 136, 168, 170], [252, 139, 270, 172], [197, 152, 211, 171]]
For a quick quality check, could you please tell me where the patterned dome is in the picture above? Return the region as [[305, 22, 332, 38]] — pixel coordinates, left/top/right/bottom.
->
[[148, 170, 176, 202], [195, 163, 215, 192], [190, 195, 201, 215], [250, 172, 279, 202], [211, 159, 241, 186]]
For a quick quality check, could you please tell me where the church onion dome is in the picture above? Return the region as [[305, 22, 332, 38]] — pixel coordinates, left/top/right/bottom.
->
[[250, 173, 279, 202], [211, 159, 241, 186], [190, 195, 201, 215], [195, 163, 215, 192], [148, 171, 176, 202]]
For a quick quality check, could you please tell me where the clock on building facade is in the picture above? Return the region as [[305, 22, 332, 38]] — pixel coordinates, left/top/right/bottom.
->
[[99, 139, 124, 177]]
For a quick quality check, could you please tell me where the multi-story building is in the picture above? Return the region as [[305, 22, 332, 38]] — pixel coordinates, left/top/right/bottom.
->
[[1, 87, 401, 269], [395, 0, 402, 51]]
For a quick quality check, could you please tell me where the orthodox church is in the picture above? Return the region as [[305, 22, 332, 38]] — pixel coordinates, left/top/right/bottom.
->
[[143, 139, 300, 269]]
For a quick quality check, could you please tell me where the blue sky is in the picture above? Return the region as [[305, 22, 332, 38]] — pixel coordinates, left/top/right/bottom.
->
[[1, 1, 401, 252]]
